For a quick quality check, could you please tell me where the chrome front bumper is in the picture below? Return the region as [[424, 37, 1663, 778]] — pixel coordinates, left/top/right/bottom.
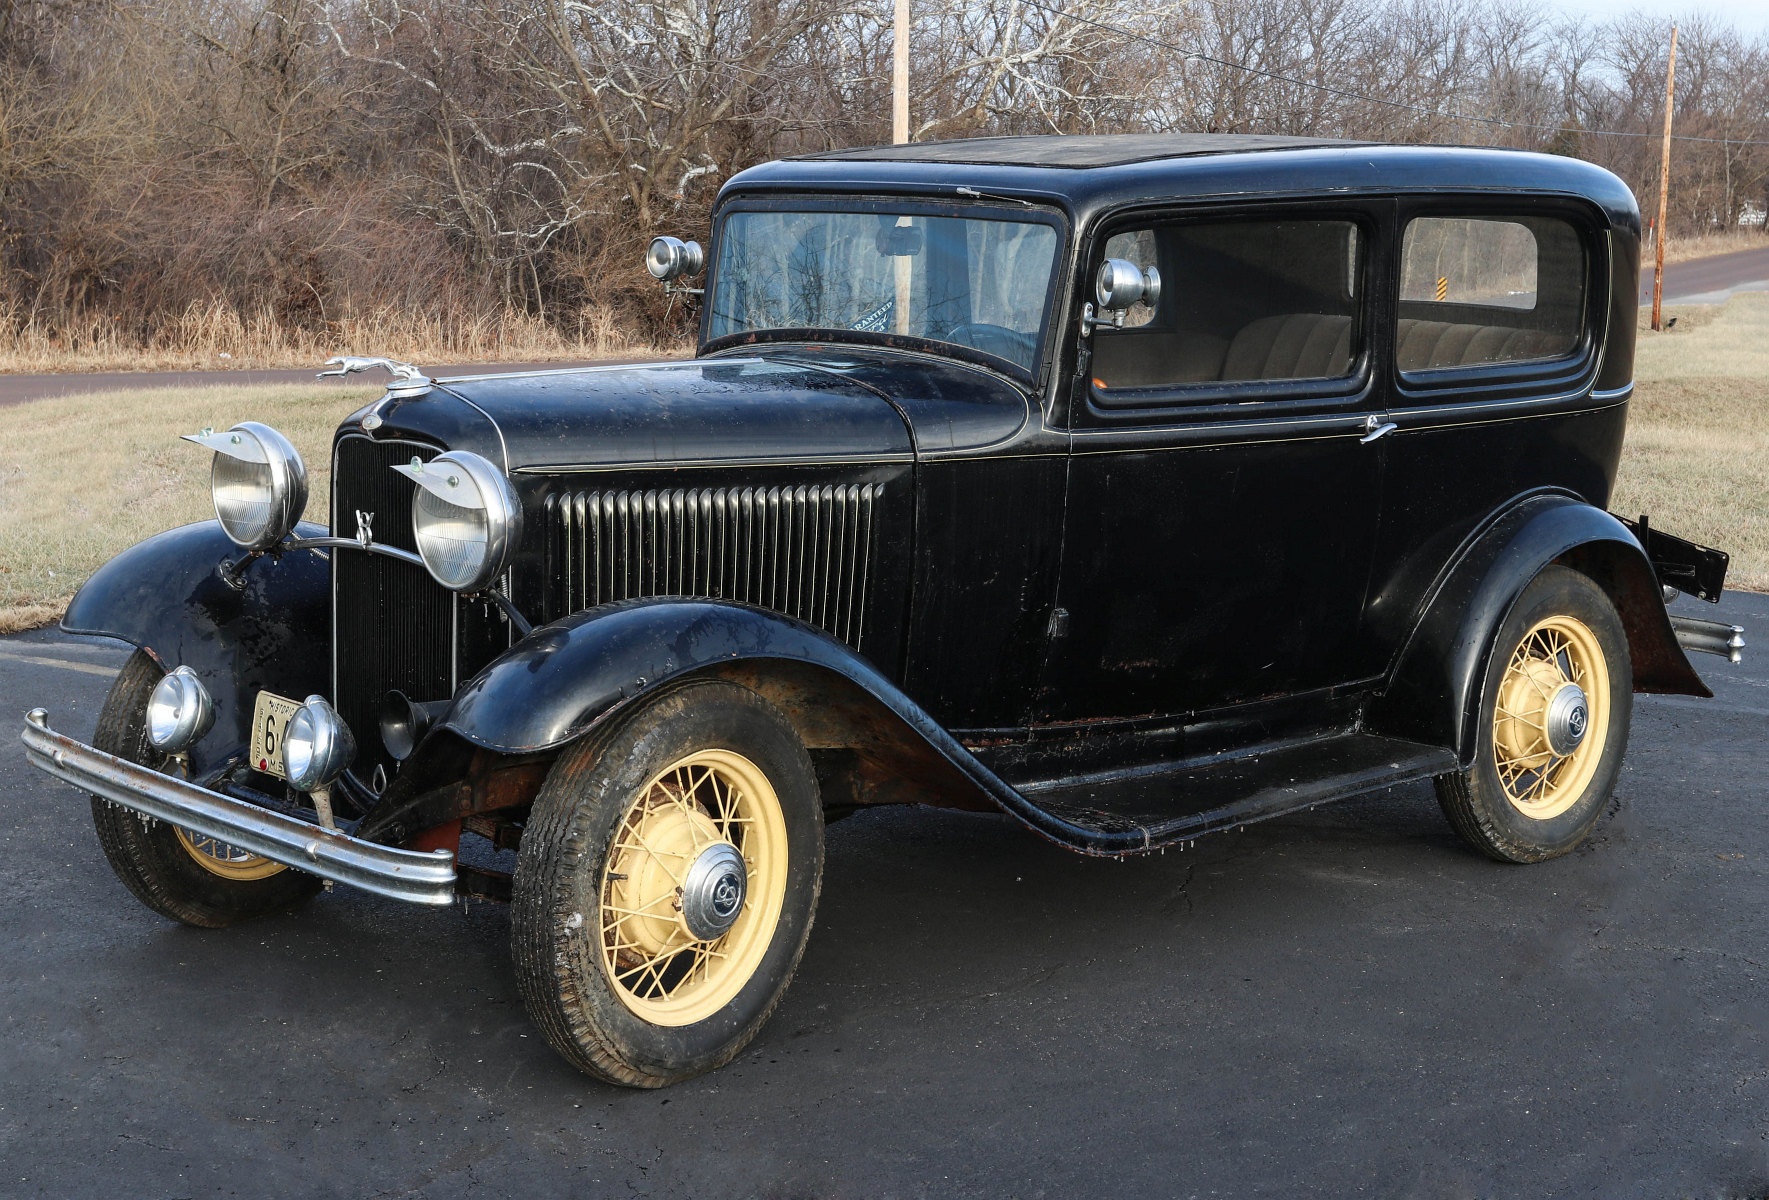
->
[[21, 709, 456, 905]]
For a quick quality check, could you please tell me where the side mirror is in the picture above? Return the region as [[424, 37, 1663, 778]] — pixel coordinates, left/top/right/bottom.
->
[[1094, 257, 1160, 312], [646, 236, 704, 283]]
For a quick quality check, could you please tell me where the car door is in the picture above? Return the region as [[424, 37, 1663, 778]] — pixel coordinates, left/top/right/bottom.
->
[[1035, 204, 1393, 724]]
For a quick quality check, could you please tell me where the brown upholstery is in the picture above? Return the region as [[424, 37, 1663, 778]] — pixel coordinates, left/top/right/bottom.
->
[[1396, 318, 1569, 372], [1222, 313, 1353, 380]]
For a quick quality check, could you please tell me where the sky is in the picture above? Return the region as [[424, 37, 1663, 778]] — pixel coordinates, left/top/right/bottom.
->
[[1534, 0, 1769, 37]]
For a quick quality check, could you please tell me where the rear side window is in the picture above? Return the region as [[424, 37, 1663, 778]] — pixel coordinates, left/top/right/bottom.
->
[[1090, 218, 1364, 397], [1397, 216, 1587, 373]]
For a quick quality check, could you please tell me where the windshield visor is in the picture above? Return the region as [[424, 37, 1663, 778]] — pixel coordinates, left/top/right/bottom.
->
[[707, 207, 1061, 373]]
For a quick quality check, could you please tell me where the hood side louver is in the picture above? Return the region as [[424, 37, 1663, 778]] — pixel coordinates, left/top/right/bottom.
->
[[542, 484, 884, 649]]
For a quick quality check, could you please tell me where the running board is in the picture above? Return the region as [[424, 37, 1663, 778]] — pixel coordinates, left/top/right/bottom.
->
[[1012, 733, 1456, 853]]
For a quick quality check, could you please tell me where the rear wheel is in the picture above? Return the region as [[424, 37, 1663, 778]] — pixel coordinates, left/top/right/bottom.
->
[[89, 650, 320, 927], [1435, 566, 1632, 863], [512, 681, 823, 1087]]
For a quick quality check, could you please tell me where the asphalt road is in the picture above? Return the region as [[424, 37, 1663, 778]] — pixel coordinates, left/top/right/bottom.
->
[[1641, 244, 1769, 305], [3, 592, 1768, 1198], [0, 360, 632, 409]]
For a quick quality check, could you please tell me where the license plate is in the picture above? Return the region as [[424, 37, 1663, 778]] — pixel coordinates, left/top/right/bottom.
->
[[249, 691, 303, 780]]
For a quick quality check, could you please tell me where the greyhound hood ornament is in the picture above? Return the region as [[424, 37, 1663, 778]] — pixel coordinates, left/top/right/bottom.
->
[[319, 356, 433, 431]]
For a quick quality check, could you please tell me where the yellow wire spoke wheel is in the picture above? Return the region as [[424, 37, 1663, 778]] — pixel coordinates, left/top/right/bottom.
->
[[599, 748, 790, 1027], [172, 826, 289, 881], [1491, 613, 1611, 821]]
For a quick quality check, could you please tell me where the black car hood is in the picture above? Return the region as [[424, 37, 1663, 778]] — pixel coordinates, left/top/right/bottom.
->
[[420, 357, 913, 472], [337, 349, 1033, 473]]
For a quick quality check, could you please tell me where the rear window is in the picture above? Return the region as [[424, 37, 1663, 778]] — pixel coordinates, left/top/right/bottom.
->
[[1397, 216, 1587, 373]]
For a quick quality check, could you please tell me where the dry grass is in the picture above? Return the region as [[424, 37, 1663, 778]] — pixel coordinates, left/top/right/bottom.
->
[[0, 382, 380, 627], [1612, 292, 1769, 591], [1651, 227, 1769, 265], [0, 301, 684, 374]]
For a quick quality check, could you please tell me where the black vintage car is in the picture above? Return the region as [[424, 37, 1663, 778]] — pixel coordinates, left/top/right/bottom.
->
[[23, 133, 1746, 1087]]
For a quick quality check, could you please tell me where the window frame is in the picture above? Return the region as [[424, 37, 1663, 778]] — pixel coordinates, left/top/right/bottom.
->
[[1079, 201, 1380, 417], [1389, 197, 1608, 402], [699, 193, 1071, 387]]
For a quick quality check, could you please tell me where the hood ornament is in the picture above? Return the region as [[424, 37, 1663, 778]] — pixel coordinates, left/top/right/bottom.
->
[[319, 356, 434, 431]]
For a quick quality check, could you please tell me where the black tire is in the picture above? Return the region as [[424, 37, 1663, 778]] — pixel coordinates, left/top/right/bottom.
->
[[89, 650, 321, 927], [1435, 565, 1633, 863], [512, 681, 824, 1088]]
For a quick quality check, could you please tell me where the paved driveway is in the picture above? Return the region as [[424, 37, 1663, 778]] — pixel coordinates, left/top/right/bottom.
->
[[2, 593, 1766, 1197]]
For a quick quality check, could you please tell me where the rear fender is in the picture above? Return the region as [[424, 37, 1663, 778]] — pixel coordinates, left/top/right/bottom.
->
[[1370, 495, 1708, 767], [60, 521, 331, 778]]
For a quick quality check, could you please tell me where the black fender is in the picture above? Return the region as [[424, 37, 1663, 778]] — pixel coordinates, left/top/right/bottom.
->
[[361, 598, 1137, 855], [1369, 494, 1708, 766], [61, 520, 331, 779]]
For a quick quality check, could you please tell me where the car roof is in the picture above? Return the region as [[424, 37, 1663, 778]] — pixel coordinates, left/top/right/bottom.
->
[[795, 133, 1368, 169], [720, 139, 1640, 232]]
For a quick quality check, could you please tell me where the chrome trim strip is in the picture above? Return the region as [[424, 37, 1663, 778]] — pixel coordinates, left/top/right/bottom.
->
[[21, 710, 456, 905], [435, 358, 760, 386], [515, 451, 915, 475], [1590, 383, 1634, 401], [1670, 614, 1746, 664]]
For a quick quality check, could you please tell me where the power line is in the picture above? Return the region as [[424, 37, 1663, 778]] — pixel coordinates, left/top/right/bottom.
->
[[1012, 0, 1769, 148]]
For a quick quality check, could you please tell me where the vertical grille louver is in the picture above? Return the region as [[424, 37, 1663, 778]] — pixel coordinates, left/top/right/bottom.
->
[[331, 436, 455, 781], [543, 484, 883, 649]]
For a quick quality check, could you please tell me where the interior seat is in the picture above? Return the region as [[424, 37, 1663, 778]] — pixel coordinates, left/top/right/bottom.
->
[[1222, 313, 1353, 380], [1396, 318, 1566, 371]]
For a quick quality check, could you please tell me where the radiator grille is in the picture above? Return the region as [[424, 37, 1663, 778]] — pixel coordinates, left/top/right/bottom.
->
[[331, 436, 453, 781], [543, 484, 883, 648]]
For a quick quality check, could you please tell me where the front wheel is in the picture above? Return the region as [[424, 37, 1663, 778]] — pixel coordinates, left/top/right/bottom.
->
[[1435, 565, 1633, 863], [511, 680, 824, 1087]]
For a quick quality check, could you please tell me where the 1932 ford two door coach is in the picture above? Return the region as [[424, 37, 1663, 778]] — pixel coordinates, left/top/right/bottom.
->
[[22, 134, 1745, 1087]]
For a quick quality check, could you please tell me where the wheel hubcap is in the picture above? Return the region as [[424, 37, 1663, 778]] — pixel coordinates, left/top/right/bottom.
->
[[1545, 683, 1589, 756], [681, 842, 748, 940]]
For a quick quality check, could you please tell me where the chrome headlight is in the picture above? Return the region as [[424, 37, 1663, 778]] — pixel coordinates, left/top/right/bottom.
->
[[146, 666, 215, 752], [284, 696, 356, 792], [392, 451, 522, 593], [181, 422, 308, 550]]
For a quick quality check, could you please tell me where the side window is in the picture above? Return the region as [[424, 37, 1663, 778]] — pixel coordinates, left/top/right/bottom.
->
[[1091, 218, 1363, 398], [1398, 216, 1586, 373]]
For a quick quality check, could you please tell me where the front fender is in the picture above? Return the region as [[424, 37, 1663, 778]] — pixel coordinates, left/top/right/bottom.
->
[[378, 599, 1129, 854], [61, 520, 331, 778], [438, 599, 922, 754], [1370, 495, 1709, 766]]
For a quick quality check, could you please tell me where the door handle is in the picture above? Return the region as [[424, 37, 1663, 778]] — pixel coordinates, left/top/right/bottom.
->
[[1359, 415, 1398, 444]]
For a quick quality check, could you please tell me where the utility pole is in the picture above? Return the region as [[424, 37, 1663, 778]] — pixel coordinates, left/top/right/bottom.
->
[[891, 0, 911, 334], [1651, 25, 1678, 332], [892, 0, 909, 145]]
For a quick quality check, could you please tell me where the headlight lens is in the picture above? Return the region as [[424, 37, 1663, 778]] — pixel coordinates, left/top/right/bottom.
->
[[284, 695, 355, 792], [394, 451, 522, 593], [145, 666, 215, 752], [182, 422, 308, 550]]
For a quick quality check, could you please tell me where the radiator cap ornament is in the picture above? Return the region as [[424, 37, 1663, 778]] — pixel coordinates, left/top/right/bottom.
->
[[318, 356, 434, 430]]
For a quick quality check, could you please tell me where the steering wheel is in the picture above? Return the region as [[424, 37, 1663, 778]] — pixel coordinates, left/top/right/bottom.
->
[[941, 323, 1034, 363]]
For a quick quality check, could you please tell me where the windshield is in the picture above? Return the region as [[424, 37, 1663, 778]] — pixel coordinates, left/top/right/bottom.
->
[[706, 207, 1061, 373]]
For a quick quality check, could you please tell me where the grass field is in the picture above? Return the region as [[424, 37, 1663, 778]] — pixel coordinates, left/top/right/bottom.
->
[[1613, 293, 1769, 591], [0, 383, 378, 631], [0, 296, 1765, 631]]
